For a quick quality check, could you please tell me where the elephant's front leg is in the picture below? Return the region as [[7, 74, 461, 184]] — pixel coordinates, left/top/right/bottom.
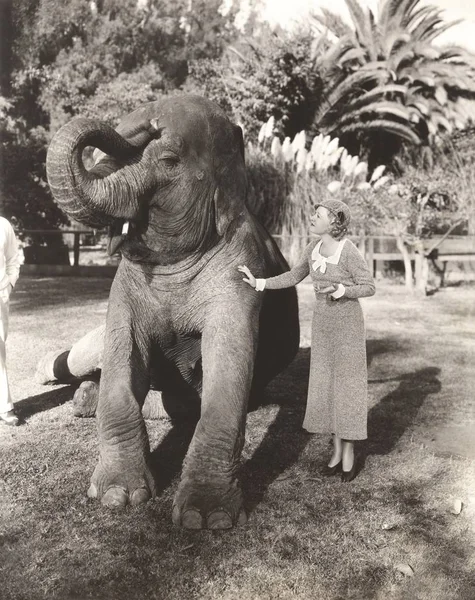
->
[[87, 314, 154, 508], [173, 306, 259, 529]]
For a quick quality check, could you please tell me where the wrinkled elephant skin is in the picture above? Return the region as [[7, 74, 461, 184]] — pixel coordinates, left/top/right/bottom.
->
[[45, 95, 300, 528]]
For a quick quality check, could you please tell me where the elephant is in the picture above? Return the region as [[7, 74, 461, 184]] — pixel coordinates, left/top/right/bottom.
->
[[42, 94, 300, 529]]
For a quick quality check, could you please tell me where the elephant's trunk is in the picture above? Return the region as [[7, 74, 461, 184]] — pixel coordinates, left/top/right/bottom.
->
[[46, 117, 150, 228]]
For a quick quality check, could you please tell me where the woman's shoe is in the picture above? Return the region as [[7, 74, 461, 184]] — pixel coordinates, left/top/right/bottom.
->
[[324, 461, 342, 476], [341, 458, 358, 482], [0, 410, 19, 427]]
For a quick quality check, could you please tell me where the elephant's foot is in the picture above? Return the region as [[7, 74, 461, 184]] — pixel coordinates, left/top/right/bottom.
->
[[87, 455, 155, 508], [35, 349, 69, 384], [73, 380, 99, 417], [172, 477, 247, 530]]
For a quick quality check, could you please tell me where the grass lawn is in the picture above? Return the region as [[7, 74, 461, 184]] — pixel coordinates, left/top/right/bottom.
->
[[1, 276, 474, 600]]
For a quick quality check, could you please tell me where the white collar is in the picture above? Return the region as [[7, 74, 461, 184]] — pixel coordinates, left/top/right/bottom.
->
[[311, 239, 346, 273]]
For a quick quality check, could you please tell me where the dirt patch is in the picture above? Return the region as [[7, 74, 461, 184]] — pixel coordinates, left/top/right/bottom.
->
[[423, 424, 475, 459]]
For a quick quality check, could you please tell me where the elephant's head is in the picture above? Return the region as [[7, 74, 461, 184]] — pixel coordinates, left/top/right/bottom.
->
[[46, 95, 247, 264]]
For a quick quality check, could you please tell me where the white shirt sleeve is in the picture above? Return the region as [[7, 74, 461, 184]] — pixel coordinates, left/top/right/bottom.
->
[[5, 221, 21, 288], [330, 283, 345, 299], [255, 278, 267, 292]]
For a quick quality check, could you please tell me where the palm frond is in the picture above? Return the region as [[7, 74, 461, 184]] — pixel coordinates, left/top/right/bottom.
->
[[310, 9, 353, 39], [318, 37, 361, 73], [404, 5, 441, 30], [419, 20, 463, 44], [344, 0, 371, 47], [378, 0, 405, 30], [388, 45, 415, 71], [337, 118, 422, 144], [317, 68, 390, 122], [395, 0, 422, 29], [337, 101, 413, 127], [381, 30, 411, 59], [311, 0, 475, 155], [337, 46, 367, 67], [409, 12, 456, 43], [346, 84, 408, 111]]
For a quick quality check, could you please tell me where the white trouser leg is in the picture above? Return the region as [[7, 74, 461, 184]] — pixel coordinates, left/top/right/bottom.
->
[[0, 290, 13, 412], [67, 325, 105, 377]]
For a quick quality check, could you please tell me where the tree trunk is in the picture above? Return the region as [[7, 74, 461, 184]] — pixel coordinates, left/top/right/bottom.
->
[[396, 236, 413, 291], [413, 240, 429, 296]]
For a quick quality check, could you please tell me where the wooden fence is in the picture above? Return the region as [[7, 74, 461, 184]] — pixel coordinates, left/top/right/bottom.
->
[[19, 230, 475, 278]]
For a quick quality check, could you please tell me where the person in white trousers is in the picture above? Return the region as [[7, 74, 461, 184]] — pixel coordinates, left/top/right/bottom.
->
[[0, 216, 21, 426]]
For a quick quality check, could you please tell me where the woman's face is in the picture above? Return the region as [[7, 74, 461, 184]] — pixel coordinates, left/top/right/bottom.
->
[[310, 206, 332, 235]]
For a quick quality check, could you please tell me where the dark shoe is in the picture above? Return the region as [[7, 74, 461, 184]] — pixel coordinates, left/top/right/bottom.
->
[[0, 410, 19, 427], [341, 458, 358, 482], [324, 461, 342, 476]]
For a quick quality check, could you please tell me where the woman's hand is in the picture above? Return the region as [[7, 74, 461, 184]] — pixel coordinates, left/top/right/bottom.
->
[[238, 265, 256, 288], [315, 284, 338, 295]]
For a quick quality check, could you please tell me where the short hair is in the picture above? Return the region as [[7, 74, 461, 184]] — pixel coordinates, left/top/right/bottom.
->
[[328, 210, 348, 240]]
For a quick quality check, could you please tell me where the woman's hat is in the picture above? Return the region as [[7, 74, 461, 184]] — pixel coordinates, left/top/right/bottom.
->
[[314, 198, 351, 227]]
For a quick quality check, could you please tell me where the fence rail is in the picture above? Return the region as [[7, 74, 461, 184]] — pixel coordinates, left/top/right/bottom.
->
[[19, 230, 475, 275]]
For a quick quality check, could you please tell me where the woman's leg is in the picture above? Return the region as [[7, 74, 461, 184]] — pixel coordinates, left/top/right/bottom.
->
[[342, 439, 355, 472], [0, 293, 13, 414], [328, 434, 342, 467]]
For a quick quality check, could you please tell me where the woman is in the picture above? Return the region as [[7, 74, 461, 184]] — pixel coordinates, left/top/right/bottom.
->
[[238, 199, 375, 481]]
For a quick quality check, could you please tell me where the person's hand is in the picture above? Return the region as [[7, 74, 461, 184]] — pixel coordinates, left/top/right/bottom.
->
[[238, 265, 256, 288], [315, 284, 338, 295]]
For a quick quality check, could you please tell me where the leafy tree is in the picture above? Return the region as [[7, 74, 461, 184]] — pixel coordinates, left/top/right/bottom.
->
[[186, 25, 322, 140], [10, 0, 241, 134], [0, 98, 67, 234], [310, 0, 475, 166], [344, 164, 472, 293]]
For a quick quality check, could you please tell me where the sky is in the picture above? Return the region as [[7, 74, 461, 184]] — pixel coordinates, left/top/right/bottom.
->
[[260, 0, 475, 52]]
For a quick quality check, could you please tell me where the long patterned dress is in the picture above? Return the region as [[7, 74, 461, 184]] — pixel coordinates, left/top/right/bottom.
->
[[262, 238, 375, 439]]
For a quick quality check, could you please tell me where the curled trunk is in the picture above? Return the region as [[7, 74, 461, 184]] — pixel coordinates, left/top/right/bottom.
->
[[46, 117, 149, 228]]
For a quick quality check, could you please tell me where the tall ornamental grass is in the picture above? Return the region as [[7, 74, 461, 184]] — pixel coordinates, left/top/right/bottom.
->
[[246, 116, 390, 264]]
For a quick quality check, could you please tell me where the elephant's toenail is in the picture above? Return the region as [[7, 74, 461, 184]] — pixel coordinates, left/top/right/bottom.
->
[[237, 508, 247, 526], [131, 487, 150, 506], [207, 509, 233, 530], [102, 487, 128, 508], [87, 483, 98, 498], [182, 509, 203, 529]]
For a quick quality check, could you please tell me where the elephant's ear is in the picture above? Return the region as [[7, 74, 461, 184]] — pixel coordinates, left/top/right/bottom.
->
[[213, 125, 247, 236], [213, 187, 233, 237]]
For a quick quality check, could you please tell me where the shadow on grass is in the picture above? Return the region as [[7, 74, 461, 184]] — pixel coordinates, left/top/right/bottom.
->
[[148, 422, 196, 495], [366, 366, 441, 457], [242, 341, 440, 515], [14, 385, 77, 421], [366, 337, 408, 368], [242, 347, 311, 513], [11, 277, 112, 314]]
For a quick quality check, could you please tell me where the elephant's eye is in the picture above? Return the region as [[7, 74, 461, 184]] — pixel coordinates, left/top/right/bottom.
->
[[161, 154, 180, 170]]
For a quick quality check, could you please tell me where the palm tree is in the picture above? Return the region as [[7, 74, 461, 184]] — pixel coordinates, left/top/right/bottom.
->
[[310, 0, 475, 165]]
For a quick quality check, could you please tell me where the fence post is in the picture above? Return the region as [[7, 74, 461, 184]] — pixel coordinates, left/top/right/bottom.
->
[[358, 234, 366, 259], [73, 233, 80, 267], [367, 236, 375, 276]]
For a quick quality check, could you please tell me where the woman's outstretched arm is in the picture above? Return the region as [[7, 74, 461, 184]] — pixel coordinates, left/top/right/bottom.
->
[[239, 241, 314, 291]]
